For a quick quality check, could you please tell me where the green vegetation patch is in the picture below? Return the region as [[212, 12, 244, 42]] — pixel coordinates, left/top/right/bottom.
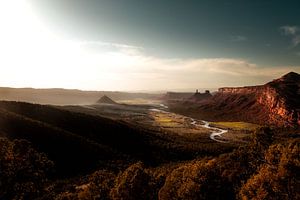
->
[[210, 121, 260, 131], [157, 118, 173, 123]]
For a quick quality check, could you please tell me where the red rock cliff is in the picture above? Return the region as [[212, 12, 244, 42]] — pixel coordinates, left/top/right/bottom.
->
[[200, 72, 300, 127]]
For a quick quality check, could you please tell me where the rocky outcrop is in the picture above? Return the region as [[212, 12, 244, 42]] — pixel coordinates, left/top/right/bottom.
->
[[188, 90, 212, 102]]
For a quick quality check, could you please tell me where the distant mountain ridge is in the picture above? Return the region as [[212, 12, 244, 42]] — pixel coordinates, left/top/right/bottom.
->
[[0, 87, 160, 105], [162, 92, 194, 101]]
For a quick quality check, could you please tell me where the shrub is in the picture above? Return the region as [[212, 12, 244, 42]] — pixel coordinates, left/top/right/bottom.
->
[[0, 137, 54, 199], [239, 139, 300, 200], [110, 162, 152, 200]]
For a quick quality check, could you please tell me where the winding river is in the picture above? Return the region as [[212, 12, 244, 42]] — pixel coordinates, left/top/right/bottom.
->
[[150, 105, 228, 143], [190, 118, 228, 143]]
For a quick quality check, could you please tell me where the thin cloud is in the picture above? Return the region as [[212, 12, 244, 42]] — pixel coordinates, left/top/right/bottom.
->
[[292, 35, 300, 46], [230, 35, 247, 42], [77, 40, 144, 56], [280, 25, 300, 46], [280, 26, 299, 35], [79, 41, 143, 50], [82, 47, 299, 90], [1, 34, 299, 90]]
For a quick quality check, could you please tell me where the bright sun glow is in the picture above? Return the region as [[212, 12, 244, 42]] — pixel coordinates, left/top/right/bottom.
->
[[0, 1, 298, 91], [0, 0, 138, 90]]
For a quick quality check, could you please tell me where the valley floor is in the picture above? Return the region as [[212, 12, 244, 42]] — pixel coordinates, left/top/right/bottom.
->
[[62, 102, 253, 144]]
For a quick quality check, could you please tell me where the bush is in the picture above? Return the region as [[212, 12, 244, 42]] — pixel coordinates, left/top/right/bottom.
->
[[0, 137, 54, 199], [79, 170, 116, 200], [158, 158, 232, 200], [110, 162, 152, 200], [239, 139, 300, 200]]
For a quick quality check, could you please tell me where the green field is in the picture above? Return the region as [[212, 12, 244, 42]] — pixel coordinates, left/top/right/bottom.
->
[[210, 121, 260, 131]]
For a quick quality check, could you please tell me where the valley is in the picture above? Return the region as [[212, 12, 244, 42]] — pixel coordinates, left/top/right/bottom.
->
[[0, 72, 298, 200], [61, 102, 250, 144]]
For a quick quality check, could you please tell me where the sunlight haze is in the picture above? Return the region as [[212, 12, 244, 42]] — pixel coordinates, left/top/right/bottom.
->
[[0, 0, 299, 91]]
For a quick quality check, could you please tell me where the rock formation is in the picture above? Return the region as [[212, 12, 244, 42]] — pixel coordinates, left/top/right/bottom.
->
[[188, 90, 212, 102], [261, 72, 300, 126], [192, 72, 300, 127], [97, 95, 117, 104]]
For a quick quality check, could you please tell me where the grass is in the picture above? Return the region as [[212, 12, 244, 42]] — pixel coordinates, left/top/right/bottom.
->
[[210, 122, 260, 131], [153, 114, 183, 128], [150, 112, 211, 136], [157, 118, 173, 123]]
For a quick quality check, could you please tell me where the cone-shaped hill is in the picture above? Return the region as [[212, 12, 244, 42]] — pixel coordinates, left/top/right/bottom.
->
[[97, 95, 117, 104]]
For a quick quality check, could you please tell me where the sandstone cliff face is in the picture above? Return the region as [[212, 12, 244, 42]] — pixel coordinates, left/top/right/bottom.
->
[[214, 72, 300, 126], [257, 86, 295, 126], [199, 72, 300, 127], [218, 86, 265, 94]]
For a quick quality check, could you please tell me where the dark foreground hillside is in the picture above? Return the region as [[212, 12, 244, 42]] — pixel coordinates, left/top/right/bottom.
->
[[0, 101, 298, 199], [1, 127, 298, 199]]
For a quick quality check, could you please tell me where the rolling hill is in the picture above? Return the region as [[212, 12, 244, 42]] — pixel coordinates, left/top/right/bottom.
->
[[0, 101, 234, 177]]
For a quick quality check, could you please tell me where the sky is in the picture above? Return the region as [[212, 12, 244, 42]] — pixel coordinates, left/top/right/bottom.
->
[[0, 0, 299, 91]]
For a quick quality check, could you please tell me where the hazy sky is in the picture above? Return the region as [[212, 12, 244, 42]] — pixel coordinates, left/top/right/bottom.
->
[[0, 0, 299, 91]]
